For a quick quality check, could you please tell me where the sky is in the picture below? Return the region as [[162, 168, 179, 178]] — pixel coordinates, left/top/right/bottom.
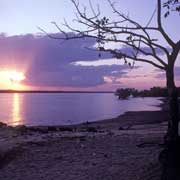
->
[[0, 0, 179, 91]]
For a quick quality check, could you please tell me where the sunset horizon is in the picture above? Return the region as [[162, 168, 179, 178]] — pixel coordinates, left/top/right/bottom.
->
[[0, 0, 179, 91], [0, 32, 178, 91], [0, 1, 180, 180]]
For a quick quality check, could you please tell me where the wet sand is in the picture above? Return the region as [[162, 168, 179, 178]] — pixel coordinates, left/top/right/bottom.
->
[[0, 109, 168, 180]]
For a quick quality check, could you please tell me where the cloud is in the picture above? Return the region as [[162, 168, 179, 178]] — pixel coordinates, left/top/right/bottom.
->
[[25, 64, 128, 87], [0, 33, 129, 88]]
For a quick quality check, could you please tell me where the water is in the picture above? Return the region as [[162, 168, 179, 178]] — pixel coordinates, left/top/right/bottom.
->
[[0, 93, 162, 126]]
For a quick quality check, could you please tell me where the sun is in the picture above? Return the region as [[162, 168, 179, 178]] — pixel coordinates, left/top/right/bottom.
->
[[0, 70, 26, 90], [8, 71, 26, 90], [8, 71, 25, 84]]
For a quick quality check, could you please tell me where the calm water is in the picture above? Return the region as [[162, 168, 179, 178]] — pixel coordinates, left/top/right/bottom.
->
[[0, 93, 161, 126]]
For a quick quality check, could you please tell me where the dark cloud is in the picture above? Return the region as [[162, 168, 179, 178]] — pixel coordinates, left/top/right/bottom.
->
[[0, 33, 129, 88], [25, 64, 127, 87]]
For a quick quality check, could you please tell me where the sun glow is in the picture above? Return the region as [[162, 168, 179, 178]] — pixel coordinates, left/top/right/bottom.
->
[[12, 93, 22, 126], [7, 71, 25, 83], [0, 70, 26, 90]]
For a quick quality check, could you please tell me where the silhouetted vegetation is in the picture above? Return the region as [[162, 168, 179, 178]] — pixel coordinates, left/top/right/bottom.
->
[[164, 0, 180, 17], [115, 87, 180, 98], [115, 88, 137, 99]]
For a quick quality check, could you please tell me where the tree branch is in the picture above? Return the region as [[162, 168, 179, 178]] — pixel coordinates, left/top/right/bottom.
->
[[98, 47, 166, 70], [42, 0, 178, 71], [157, 0, 175, 47]]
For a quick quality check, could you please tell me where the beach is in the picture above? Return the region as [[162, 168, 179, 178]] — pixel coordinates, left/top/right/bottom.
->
[[0, 107, 168, 180]]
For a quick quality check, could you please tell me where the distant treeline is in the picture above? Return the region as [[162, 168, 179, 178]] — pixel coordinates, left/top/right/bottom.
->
[[0, 90, 114, 94], [115, 87, 180, 99]]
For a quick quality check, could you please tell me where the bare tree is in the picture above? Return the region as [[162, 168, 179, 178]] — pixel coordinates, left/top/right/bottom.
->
[[44, 0, 180, 143], [40, 1, 180, 178]]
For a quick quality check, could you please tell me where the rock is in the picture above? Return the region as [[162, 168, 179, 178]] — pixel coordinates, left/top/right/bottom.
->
[[79, 137, 86, 141], [48, 126, 58, 131], [104, 154, 108, 158], [92, 162, 97, 166], [107, 131, 114, 136], [119, 125, 132, 130], [14, 125, 27, 134], [84, 121, 90, 125], [0, 145, 23, 169], [86, 127, 97, 132], [29, 127, 49, 134], [58, 127, 73, 132], [119, 127, 124, 130], [0, 122, 7, 128]]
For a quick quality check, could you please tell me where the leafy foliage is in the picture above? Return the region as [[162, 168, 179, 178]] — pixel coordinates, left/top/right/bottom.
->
[[115, 88, 133, 99], [163, 0, 180, 17], [115, 87, 169, 98]]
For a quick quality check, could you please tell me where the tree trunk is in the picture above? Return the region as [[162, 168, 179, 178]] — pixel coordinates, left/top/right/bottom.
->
[[165, 66, 179, 142], [159, 65, 180, 180]]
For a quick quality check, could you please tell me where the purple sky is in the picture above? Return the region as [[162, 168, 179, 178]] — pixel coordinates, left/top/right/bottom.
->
[[0, 0, 179, 90]]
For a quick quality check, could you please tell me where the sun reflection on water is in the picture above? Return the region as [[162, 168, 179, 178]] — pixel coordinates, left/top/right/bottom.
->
[[12, 93, 22, 126]]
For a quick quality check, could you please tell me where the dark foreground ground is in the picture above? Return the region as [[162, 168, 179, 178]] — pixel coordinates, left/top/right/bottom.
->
[[0, 109, 168, 180]]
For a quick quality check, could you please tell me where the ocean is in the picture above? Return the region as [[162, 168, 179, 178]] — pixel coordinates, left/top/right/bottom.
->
[[0, 93, 161, 126]]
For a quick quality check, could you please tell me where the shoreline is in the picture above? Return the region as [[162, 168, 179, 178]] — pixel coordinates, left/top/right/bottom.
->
[[0, 100, 168, 180], [24, 97, 167, 132], [25, 110, 168, 134]]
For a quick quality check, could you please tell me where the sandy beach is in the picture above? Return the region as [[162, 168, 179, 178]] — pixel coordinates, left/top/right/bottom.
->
[[0, 107, 168, 180]]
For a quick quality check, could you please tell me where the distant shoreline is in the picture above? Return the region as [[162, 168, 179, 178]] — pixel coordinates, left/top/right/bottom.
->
[[0, 90, 115, 94]]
